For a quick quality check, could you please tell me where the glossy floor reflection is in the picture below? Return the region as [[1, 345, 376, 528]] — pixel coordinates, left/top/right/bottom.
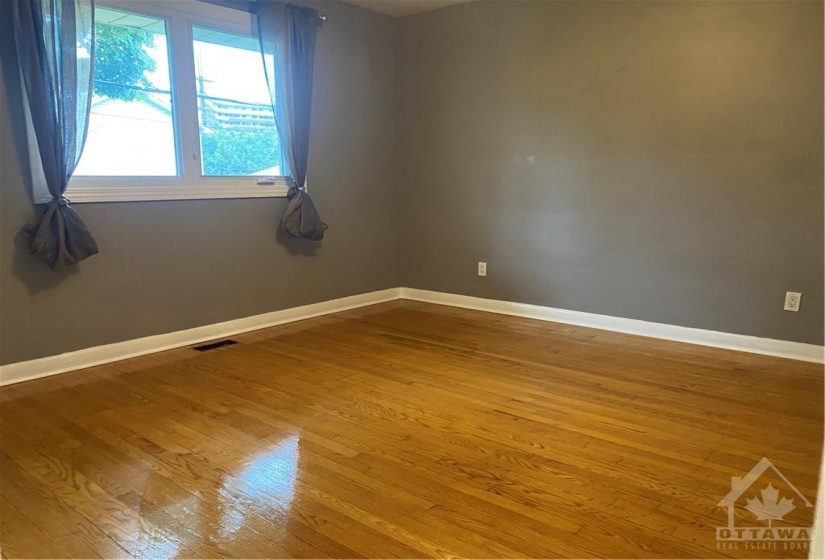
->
[[0, 301, 822, 559], [220, 435, 300, 540]]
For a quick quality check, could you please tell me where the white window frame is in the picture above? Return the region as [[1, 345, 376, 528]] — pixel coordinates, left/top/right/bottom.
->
[[67, 0, 291, 203]]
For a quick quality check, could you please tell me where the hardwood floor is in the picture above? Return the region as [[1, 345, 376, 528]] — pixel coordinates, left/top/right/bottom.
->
[[1, 300, 822, 559]]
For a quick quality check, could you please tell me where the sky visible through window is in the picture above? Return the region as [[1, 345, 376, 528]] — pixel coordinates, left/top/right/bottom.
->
[[193, 40, 271, 106], [146, 37, 169, 91]]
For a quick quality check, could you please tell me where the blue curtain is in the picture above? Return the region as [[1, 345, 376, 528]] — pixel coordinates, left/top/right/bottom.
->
[[7, 0, 99, 270], [257, 1, 327, 240]]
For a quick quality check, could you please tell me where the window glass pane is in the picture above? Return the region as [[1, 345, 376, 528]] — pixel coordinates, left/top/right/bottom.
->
[[75, 7, 177, 177], [192, 26, 282, 177]]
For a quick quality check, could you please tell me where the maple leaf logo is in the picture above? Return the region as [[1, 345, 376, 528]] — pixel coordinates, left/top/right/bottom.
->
[[744, 483, 795, 527]]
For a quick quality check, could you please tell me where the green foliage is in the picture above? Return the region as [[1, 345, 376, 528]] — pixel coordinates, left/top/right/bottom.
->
[[93, 24, 157, 101], [201, 127, 282, 176]]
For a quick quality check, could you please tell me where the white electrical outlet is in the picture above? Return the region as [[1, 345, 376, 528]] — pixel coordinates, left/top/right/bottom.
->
[[478, 262, 487, 277], [784, 292, 802, 312]]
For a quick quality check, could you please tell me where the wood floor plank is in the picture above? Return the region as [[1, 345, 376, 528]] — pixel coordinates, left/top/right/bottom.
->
[[0, 497, 68, 559], [1, 301, 821, 559]]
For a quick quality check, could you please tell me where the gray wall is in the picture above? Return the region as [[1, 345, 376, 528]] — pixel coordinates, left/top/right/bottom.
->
[[2, 0, 823, 366], [0, 0, 401, 365], [400, 0, 824, 345]]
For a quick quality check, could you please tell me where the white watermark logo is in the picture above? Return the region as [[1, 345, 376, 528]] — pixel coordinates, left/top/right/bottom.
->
[[716, 457, 812, 552]]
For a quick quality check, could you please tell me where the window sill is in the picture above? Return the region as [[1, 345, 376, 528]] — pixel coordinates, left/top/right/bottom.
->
[[65, 182, 290, 203]]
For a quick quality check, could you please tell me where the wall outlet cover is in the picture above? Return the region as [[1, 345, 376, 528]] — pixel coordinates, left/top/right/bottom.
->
[[784, 292, 802, 312]]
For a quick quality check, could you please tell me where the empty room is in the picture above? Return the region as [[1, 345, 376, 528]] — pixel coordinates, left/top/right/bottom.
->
[[0, 0, 823, 558]]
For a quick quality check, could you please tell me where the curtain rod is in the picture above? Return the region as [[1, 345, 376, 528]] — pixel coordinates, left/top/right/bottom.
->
[[197, 0, 327, 22]]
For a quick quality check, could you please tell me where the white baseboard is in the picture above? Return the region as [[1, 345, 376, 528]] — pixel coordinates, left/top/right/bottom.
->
[[2, 286, 821, 387], [401, 288, 825, 364], [0, 288, 402, 387]]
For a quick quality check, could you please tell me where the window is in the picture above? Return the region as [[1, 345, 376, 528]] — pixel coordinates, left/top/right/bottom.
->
[[75, 8, 177, 177], [192, 26, 282, 177], [68, 2, 289, 203]]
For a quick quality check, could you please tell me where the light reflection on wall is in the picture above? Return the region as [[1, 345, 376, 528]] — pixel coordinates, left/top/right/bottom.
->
[[218, 433, 301, 540]]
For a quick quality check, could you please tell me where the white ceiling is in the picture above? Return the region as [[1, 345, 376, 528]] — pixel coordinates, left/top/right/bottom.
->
[[339, 0, 476, 17]]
